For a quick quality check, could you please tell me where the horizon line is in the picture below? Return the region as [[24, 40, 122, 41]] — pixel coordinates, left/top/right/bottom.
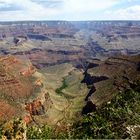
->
[[0, 19, 140, 22]]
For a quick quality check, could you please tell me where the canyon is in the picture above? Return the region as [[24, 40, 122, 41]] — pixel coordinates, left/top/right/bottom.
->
[[0, 21, 139, 128]]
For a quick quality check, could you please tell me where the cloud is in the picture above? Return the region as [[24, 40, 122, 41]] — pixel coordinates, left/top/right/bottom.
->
[[63, 0, 118, 13], [0, 4, 22, 11], [32, 0, 64, 8], [0, 0, 139, 20], [103, 5, 140, 20], [59, 0, 119, 20], [0, 0, 62, 20]]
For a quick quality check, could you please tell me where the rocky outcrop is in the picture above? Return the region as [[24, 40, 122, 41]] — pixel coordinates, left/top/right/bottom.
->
[[0, 55, 49, 122], [25, 99, 45, 115], [20, 64, 36, 77], [13, 36, 27, 45]]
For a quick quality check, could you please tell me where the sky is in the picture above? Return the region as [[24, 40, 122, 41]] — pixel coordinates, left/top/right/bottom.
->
[[0, 0, 139, 21]]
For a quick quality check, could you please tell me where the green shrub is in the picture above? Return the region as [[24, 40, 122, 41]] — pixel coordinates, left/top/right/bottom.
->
[[72, 88, 140, 139], [27, 125, 53, 139]]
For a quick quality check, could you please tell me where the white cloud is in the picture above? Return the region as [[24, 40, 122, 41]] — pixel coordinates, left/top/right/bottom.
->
[[63, 0, 118, 13], [0, 0, 62, 20], [102, 5, 140, 20], [0, 0, 139, 20]]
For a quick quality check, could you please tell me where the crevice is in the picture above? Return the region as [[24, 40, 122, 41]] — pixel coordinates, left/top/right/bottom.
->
[[82, 101, 96, 114]]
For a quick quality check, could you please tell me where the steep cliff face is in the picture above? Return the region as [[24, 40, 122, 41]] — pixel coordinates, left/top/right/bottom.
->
[[83, 55, 140, 112], [14, 48, 85, 69], [0, 55, 51, 122], [0, 56, 34, 100]]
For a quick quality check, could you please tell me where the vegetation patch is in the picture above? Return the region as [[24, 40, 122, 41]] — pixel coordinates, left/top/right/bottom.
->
[[55, 79, 68, 95], [72, 86, 140, 139]]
